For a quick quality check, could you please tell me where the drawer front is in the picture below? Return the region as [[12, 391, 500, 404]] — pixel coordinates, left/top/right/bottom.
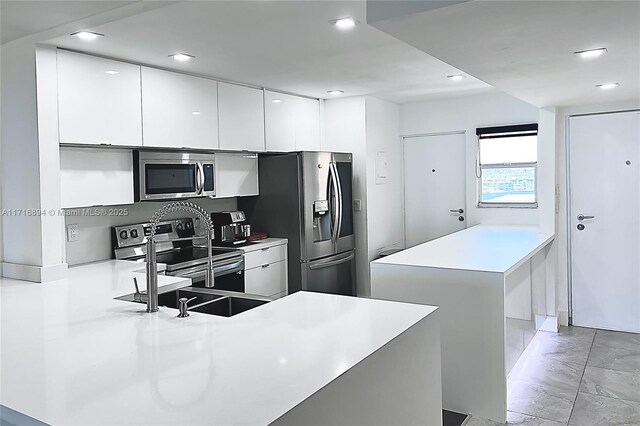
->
[[245, 260, 287, 297], [244, 244, 287, 270]]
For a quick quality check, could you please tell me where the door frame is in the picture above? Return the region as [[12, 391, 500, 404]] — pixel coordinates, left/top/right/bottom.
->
[[565, 109, 640, 325], [401, 131, 467, 248]]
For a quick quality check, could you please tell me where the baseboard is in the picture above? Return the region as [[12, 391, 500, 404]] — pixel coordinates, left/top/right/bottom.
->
[[539, 316, 559, 332], [2, 262, 68, 283], [558, 310, 569, 326]]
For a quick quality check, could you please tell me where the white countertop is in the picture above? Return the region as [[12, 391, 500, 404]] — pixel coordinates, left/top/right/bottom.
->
[[0, 259, 435, 425], [373, 225, 555, 274], [231, 238, 287, 253]]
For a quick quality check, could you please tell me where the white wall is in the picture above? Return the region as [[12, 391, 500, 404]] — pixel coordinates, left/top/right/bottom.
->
[[1, 41, 68, 282], [364, 97, 404, 280], [64, 198, 237, 265], [401, 92, 541, 227], [322, 96, 403, 297], [322, 97, 369, 296], [555, 100, 640, 325]]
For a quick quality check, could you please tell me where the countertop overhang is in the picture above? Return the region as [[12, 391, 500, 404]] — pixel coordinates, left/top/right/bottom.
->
[[372, 225, 555, 274], [0, 259, 436, 425]]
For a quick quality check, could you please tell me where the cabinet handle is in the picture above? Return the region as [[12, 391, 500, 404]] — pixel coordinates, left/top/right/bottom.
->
[[261, 247, 270, 251], [261, 264, 270, 268]]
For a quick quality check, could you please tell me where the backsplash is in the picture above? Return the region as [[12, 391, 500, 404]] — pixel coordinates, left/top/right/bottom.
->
[[64, 198, 237, 266]]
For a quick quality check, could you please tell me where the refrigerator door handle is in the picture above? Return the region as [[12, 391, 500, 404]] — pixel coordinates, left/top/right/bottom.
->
[[329, 162, 340, 243], [309, 251, 355, 270], [333, 162, 344, 240]]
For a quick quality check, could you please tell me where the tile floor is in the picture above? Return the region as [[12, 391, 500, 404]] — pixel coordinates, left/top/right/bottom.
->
[[466, 326, 640, 426]]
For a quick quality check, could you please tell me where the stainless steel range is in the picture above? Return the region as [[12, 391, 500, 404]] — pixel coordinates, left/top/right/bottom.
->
[[112, 218, 245, 292]]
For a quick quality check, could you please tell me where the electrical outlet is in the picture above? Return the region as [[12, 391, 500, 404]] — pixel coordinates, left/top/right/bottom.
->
[[353, 199, 362, 211], [67, 224, 79, 242]]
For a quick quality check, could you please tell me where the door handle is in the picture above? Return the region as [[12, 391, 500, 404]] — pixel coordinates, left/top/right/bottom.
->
[[450, 209, 464, 214], [577, 214, 595, 221], [196, 162, 204, 195]]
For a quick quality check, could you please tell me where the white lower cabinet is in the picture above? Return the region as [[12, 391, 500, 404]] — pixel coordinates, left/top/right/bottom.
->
[[244, 242, 288, 298], [60, 147, 134, 208], [245, 260, 287, 298]]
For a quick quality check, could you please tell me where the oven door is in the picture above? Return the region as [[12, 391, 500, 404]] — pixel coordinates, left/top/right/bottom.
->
[[170, 257, 245, 292]]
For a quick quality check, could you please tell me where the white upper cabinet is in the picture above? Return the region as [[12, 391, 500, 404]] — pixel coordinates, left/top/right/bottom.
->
[[215, 153, 259, 198], [57, 50, 142, 146], [265, 91, 296, 152], [294, 97, 321, 151], [60, 147, 134, 208], [265, 90, 320, 152], [141, 67, 219, 149], [218, 82, 265, 152]]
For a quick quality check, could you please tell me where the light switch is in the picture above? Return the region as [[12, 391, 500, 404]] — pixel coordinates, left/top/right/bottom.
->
[[354, 199, 362, 211], [376, 151, 388, 184]]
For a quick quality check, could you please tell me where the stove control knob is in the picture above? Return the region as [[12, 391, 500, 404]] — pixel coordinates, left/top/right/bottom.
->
[[119, 230, 128, 240], [130, 229, 139, 238], [176, 223, 184, 231], [186, 221, 193, 230]]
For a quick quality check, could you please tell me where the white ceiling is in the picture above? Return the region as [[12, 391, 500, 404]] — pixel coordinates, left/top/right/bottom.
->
[[0, 0, 135, 44], [39, 0, 492, 102], [368, 0, 640, 108]]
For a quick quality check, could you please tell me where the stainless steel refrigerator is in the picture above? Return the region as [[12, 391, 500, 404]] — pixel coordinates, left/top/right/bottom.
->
[[239, 151, 356, 296]]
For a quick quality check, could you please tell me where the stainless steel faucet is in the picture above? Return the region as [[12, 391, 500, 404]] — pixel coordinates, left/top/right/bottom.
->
[[143, 201, 215, 313]]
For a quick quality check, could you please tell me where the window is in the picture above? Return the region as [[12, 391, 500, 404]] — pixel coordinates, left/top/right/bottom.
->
[[476, 123, 538, 207]]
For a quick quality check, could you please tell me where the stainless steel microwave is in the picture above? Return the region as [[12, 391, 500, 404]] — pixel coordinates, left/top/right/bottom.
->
[[134, 151, 215, 201]]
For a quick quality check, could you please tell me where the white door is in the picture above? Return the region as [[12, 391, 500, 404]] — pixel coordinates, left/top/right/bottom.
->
[[403, 133, 466, 247], [569, 111, 640, 333]]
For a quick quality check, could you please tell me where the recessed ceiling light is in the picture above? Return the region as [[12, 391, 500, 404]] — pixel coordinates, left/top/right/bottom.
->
[[574, 48, 607, 59], [447, 74, 464, 81], [191, 111, 201, 115], [327, 90, 344, 96], [332, 17, 357, 30], [104, 70, 119, 75], [596, 82, 620, 90], [169, 53, 195, 62], [272, 99, 282, 103], [71, 31, 104, 41]]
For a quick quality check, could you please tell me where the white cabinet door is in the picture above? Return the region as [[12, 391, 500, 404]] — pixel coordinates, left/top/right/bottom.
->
[[60, 147, 134, 208], [245, 260, 287, 297], [215, 153, 259, 198], [57, 50, 142, 146], [141, 67, 218, 149], [218, 82, 265, 151], [294, 97, 321, 151], [265, 91, 296, 152], [265, 92, 321, 152]]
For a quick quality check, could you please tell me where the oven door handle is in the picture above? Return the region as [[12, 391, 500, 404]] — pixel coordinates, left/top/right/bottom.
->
[[173, 259, 244, 279]]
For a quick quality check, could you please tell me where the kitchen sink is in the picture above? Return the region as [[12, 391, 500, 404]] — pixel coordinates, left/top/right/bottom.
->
[[190, 296, 268, 317], [120, 287, 270, 318]]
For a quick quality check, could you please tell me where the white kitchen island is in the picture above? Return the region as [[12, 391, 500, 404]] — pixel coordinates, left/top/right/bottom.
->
[[371, 225, 554, 423], [0, 260, 442, 426]]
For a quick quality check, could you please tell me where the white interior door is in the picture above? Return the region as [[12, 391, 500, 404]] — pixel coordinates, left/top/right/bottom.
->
[[569, 111, 640, 333], [404, 133, 466, 247]]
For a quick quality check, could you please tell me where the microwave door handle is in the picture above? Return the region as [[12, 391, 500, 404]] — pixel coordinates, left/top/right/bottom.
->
[[329, 163, 339, 242], [196, 162, 204, 195]]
